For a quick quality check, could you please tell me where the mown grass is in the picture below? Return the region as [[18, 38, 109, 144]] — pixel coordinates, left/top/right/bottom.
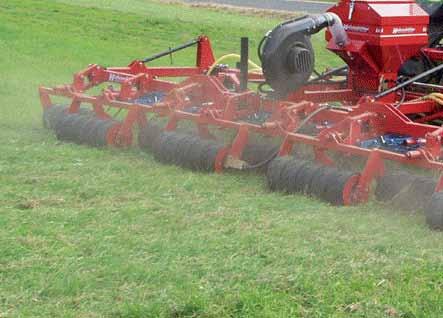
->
[[0, 1, 442, 317]]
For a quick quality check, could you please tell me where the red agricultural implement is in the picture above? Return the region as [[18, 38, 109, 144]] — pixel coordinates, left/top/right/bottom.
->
[[39, 0, 443, 229]]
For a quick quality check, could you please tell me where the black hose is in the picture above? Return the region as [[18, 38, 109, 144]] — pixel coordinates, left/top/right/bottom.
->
[[257, 34, 268, 62], [375, 63, 443, 99], [308, 65, 348, 84], [243, 105, 331, 170]]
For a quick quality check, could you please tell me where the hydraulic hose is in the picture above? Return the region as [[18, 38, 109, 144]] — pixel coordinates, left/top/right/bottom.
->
[[375, 63, 443, 99], [244, 105, 331, 170], [206, 54, 262, 75]]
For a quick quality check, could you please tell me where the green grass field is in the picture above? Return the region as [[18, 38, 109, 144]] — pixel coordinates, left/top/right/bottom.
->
[[1, 1, 443, 317]]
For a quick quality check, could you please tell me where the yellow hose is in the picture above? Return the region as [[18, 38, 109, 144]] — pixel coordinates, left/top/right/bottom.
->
[[207, 54, 262, 75], [416, 93, 443, 106]]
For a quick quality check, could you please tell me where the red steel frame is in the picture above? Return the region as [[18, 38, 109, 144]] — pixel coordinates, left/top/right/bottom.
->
[[38, 1, 443, 205]]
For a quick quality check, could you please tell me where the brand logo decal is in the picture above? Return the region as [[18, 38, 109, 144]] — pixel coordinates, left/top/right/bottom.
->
[[109, 73, 129, 83], [343, 24, 369, 33], [392, 27, 416, 34]]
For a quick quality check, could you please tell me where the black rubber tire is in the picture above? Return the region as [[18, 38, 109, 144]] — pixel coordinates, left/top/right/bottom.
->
[[42, 107, 52, 129], [152, 132, 223, 173], [308, 166, 330, 198], [79, 118, 97, 146], [267, 157, 288, 191], [242, 142, 279, 171], [95, 120, 117, 147], [295, 164, 319, 195], [287, 160, 310, 194], [67, 114, 93, 143], [172, 134, 192, 166], [86, 120, 107, 147], [375, 172, 417, 202], [197, 141, 213, 172], [43, 105, 67, 129], [178, 135, 198, 168], [425, 192, 443, 231], [54, 113, 78, 141], [274, 157, 295, 192], [324, 171, 355, 206], [78, 108, 93, 117], [376, 172, 436, 212], [138, 123, 162, 153], [205, 143, 223, 172], [153, 132, 174, 163], [318, 170, 340, 203], [188, 137, 206, 170], [191, 139, 209, 171], [78, 117, 99, 145], [266, 157, 358, 206], [280, 159, 300, 194], [392, 176, 436, 212]]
